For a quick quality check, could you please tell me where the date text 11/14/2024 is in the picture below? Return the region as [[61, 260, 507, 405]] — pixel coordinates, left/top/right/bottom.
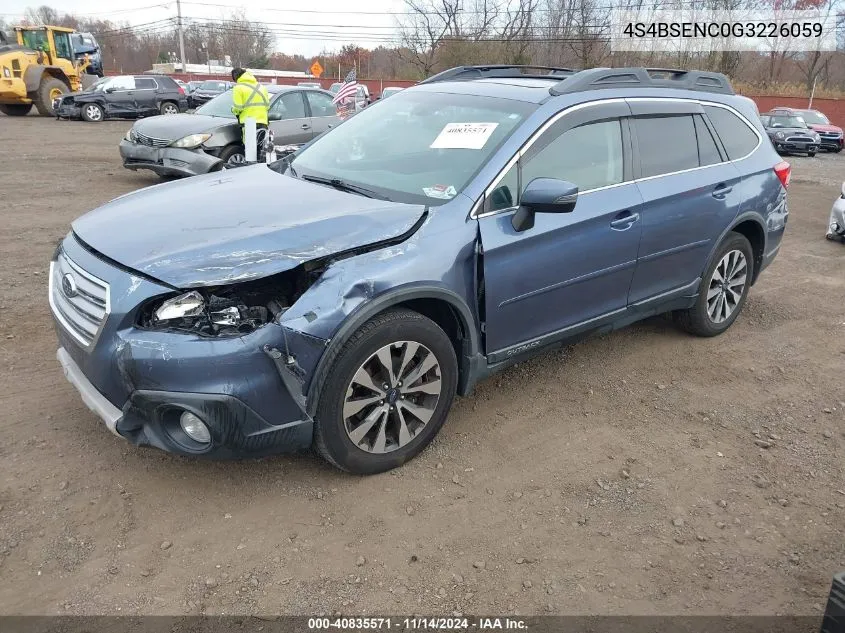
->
[[307, 617, 529, 630]]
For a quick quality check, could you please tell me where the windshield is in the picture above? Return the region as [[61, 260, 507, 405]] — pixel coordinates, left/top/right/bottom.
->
[[289, 90, 535, 205], [768, 115, 807, 128], [798, 110, 830, 125], [199, 81, 227, 91], [195, 89, 238, 117], [382, 88, 402, 98]]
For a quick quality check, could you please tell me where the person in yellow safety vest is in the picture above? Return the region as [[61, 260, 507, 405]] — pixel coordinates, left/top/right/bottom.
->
[[231, 68, 270, 161]]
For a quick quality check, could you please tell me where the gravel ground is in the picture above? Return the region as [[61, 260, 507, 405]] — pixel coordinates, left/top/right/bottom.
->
[[0, 116, 843, 616]]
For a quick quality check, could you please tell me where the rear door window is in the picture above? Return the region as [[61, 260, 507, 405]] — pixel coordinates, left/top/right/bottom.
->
[[135, 78, 157, 90], [634, 115, 699, 178], [703, 105, 760, 160], [694, 114, 722, 166]]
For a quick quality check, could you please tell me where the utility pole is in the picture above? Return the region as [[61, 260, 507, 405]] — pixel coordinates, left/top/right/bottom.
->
[[176, 0, 187, 73]]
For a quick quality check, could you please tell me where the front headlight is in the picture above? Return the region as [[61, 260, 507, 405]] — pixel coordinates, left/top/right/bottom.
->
[[125, 129, 134, 141], [2, 67, 10, 78], [154, 291, 205, 322], [775, 131, 785, 139], [170, 133, 211, 149]]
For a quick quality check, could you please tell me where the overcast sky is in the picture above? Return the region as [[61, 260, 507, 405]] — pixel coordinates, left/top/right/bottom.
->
[[1, 0, 408, 57]]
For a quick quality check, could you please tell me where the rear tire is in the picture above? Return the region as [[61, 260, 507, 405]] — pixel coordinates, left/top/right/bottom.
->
[[674, 232, 754, 337], [314, 308, 457, 474], [81, 102, 104, 122], [0, 103, 32, 116], [33, 77, 68, 116], [160, 101, 179, 115]]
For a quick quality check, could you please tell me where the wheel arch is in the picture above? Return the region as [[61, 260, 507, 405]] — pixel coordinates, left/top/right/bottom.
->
[[708, 213, 767, 285], [24, 65, 69, 92], [304, 286, 480, 417]]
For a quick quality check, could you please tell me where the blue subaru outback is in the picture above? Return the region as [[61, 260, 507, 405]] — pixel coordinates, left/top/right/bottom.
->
[[50, 65, 789, 474]]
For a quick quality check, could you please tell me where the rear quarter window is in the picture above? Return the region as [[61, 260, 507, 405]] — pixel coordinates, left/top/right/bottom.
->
[[703, 105, 760, 160]]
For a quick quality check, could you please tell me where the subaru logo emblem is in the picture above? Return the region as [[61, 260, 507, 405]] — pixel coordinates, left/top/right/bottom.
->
[[61, 273, 78, 298]]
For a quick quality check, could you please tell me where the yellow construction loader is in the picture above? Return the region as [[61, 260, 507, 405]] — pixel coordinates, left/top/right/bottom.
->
[[0, 25, 91, 117]]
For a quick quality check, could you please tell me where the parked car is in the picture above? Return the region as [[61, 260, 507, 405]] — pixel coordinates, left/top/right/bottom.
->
[[298, 82, 321, 88], [828, 181, 845, 242], [54, 74, 188, 122], [51, 65, 788, 474], [120, 85, 339, 177], [188, 80, 232, 108], [760, 112, 820, 156], [768, 106, 843, 152], [186, 81, 202, 94], [379, 86, 404, 100], [329, 82, 370, 109], [70, 32, 103, 76]]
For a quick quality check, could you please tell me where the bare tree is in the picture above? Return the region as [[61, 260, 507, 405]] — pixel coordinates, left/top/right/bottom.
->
[[396, 0, 462, 77]]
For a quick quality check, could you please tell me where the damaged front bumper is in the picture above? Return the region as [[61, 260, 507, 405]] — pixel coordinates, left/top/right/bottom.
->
[[119, 139, 223, 177], [51, 235, 327, 458]]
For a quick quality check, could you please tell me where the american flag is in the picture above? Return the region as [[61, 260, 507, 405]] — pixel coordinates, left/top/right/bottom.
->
[[332, 68, 358, 105]]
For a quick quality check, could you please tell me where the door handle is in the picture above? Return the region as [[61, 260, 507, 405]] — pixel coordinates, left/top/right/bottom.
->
[[300, 123, 311, 130], [712, 184, 733, 198], [610, 211, 640, 230]]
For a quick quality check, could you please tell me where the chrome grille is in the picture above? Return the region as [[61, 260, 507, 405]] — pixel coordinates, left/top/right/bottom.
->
[[49, 253, 110, 348], [819, 132, 842, 139], [132, 131, 171, 148]]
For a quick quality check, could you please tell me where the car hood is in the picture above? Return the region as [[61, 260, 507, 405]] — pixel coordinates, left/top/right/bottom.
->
[[71, 166, 427, 288], [808, 123, 842, 133], [133, 113, 236, 139], [766, 127, 815, 135]]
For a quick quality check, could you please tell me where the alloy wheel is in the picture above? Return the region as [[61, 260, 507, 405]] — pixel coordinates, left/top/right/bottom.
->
[[707, 249, 748, 324], [343, 341, 442, 454], [84, 105, 102, 121], [162, 103, 178, 115], [226, 153, 245, 166]]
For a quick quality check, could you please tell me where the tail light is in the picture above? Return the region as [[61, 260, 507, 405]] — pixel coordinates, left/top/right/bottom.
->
[[177, 85, 185, 94], [774, 161, 791, 189]]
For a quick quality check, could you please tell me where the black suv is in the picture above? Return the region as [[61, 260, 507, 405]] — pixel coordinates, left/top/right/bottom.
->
[[188, 80, 233, 108], [54, 74, 189, 122]]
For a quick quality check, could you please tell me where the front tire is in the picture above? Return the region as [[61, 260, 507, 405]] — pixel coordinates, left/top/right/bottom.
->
[[808, 150, 816, 157], [218, 144, 246, 169], [314, 308, 458, 474], [0, 103, 33, 116], [81, 102, 104, 122], [33, 77, 68, 116], [674, 232, 754, 337]]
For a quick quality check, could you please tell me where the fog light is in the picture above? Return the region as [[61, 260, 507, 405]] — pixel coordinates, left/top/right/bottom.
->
[[179, 412, 211, 443]]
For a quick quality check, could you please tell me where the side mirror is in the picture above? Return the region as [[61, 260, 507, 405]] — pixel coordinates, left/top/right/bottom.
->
[[105, 87, 115, 93], [512, 178, 578, 232], [268, 112, 281, 121]]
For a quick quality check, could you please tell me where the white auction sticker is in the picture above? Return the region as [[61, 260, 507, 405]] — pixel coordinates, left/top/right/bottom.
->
[[430, 122, 499, 150]]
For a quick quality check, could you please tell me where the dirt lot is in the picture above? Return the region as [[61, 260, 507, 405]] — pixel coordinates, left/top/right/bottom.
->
[[0, 116, 843, 617]]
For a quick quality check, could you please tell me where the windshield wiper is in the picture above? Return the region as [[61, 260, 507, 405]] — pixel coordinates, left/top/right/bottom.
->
[[300, 174, 387, 200]]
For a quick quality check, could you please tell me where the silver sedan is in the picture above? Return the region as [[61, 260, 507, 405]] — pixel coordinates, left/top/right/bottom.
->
[[119, 85, 340, 178]]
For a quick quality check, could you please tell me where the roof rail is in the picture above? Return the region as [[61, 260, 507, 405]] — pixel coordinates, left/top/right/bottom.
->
[[420, 65, 577, 84], [549, 67, 734, 96]]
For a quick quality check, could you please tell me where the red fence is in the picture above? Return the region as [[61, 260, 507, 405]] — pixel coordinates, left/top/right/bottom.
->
[[744, 95, 845, 129], [169, 73, 418, 96], [137, 71, 845, 128]]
